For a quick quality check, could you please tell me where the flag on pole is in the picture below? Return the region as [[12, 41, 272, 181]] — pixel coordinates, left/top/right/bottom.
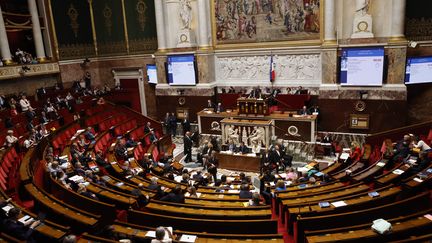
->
[[270, 55, 276, 82]]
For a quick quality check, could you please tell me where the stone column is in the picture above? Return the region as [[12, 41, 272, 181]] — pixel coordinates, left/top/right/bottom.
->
[[197, 0, 209, 47], [390, 0, 406, 41], [323, 0, 336, 44], [28, 0, 46, 61], [0, 6, 12, 64], [154, 0, 167, 50]]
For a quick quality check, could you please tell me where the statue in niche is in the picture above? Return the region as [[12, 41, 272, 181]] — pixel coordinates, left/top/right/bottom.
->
[[179, 0, 192, 30]]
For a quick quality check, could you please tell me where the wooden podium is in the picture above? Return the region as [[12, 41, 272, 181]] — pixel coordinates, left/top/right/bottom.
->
[[237, 97, 268, 116]]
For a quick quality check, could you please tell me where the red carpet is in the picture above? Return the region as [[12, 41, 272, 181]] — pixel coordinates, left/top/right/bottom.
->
[[271, 199, 294, 243]]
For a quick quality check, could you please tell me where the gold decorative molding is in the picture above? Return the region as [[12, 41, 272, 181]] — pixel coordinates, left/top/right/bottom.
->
[[103, 4, 113, 36], [67, 3, 79, 38], [47, 0, 59, 60], [136, 0, 147, 32], [88, 0, 98, 56], [129, 38, 158, 53], [0, 63, 60, 80], [121, 0, 130, 54], [59, 43, 95, 59]]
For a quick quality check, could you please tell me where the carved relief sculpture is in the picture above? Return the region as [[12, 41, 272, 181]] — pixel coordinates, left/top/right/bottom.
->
[[179, 0, 192, 30], [351, 0, 374, 38]]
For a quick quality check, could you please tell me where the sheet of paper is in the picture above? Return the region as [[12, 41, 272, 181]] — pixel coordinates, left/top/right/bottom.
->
[[145, 231, 156, 238], [179, 234, 197, 243], [331, 201, 347, 207]]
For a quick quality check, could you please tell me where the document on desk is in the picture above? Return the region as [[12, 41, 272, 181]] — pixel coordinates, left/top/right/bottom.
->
[[179, 234, 197, 242], [145, 231, 156, 238], [331, 201, 347, 207], [392, 169, 404, 175]]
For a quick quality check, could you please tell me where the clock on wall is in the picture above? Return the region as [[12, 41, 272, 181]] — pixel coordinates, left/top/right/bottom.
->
[[357, 21, 369, 32]]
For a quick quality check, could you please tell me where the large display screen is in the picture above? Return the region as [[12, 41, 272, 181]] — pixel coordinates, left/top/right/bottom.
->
[[340, 47, 385, 86], [405, 56, 432, 85], [167, 54, 196, 86], [147, 64, 158, 84]]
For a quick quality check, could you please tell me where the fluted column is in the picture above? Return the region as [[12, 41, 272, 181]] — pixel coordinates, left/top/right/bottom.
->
[[154, 0, 167, 50], [390, 0, 406, 41], [323, 0, 336, 44], [197, 0, 209, 47], [28, 0, 46, 61], [0, 6, 12, 64]]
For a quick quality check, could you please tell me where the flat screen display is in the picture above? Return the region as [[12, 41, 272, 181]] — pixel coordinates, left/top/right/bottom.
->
[[167, 54, 196, 86], [147, 64, 158, 84], [405, 56, 432, 85], [340, 47, 385, 86]]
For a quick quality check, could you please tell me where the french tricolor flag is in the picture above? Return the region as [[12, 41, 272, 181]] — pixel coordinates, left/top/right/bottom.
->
[[270, 55, 275, 82]]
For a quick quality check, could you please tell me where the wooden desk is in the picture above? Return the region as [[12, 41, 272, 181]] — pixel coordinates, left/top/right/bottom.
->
[[197, 109, 317, 142], [216, 152, 261, 172]]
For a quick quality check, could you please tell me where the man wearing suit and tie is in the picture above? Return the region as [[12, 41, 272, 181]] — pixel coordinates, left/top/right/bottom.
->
[[184, 131, 193, 162], [237, 141, 249, 154]]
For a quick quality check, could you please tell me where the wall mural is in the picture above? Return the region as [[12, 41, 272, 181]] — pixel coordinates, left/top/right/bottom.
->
[[214, 0, 320, 44]]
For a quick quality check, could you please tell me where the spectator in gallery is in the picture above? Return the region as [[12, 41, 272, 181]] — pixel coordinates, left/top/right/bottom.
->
[[10, 105, 18, 117], [298, 105, 310, 116], [39, 111, 50, 124]]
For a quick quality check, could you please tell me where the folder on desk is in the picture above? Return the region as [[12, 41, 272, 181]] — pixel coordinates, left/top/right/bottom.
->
[[179, 234, 197, 242], [368, 191, 380, 198], [318, 201, 330, 208]]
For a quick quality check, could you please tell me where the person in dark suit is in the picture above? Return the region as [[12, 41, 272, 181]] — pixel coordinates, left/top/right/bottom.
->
[[184, 131, 193, 163], [270, 145, 284, 165], [215, 102, 223, 113], [298, 105, 310, 116], [160, 185, 185, 203], [207, 151, 219, 181], [149, 130, 158, 143], [181, 117, 191, 134], [237, 141, 249, 154], [84, 127, 96, 141], [206, 99, 215, 109], [239, 184, 253, 199], [309, 104, 320, 115], [1, 208, 40, 241], [144, 122, 153, 134], [169, 113, 177, 136], [131, 183, 149, 207]]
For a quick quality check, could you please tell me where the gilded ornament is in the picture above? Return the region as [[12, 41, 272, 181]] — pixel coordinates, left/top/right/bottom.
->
[[103, 4, 113, 36], [67, 4, 79, 38], [136, 0, 147, 32]]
